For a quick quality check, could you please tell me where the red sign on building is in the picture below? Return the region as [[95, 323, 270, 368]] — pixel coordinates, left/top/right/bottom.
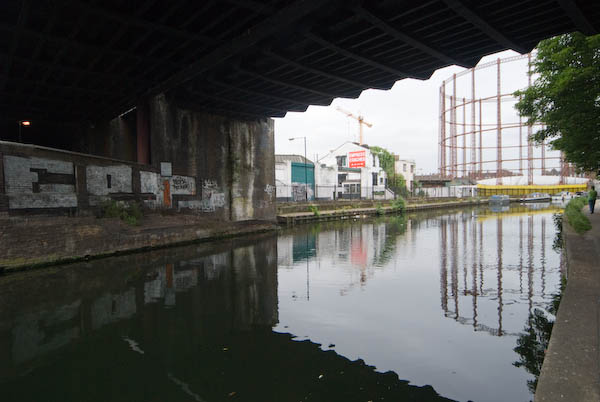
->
[[348, 150, 366, 168]]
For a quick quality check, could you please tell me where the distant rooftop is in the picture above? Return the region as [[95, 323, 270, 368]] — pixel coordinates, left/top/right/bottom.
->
[[394, 155, 415, 163], [275, 154, 314, 165]]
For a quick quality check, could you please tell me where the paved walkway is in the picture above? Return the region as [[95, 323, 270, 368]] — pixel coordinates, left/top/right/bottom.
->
[[536, 204, 600, 401]]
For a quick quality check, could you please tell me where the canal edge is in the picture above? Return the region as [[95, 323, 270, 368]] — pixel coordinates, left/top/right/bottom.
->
[[535, 209, 600, 401], [276, 198, 490, 225], [0, 219, 280, 274]]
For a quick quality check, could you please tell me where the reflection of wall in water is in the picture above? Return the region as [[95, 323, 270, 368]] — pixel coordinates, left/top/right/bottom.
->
[[439, 209, 562, 336], [0, 236, 278, 379]]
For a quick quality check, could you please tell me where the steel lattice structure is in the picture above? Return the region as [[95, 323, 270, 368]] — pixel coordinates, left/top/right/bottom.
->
[[438, 53, 575, 185]]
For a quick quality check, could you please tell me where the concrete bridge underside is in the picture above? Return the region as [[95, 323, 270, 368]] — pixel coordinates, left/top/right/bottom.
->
[[0, 0, 598, 221], [1, 0, 598, 123]]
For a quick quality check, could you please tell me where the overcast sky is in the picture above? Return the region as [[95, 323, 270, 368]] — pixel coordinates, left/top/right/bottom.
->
[[274, 49, 543, 175]]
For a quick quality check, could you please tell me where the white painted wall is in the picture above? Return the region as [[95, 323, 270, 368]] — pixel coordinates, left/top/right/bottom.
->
[[319, 142, 387, 197], [394, 158, 416, 191]]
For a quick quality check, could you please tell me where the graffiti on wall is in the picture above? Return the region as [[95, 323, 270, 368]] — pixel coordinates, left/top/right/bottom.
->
[[3, 155, 77, 209], [86, 165, 133, 206], [201, 179, 226, 212], [264, 184, 274, 200], [291, 183, 313, 201], [2, 151, 200, 212], [170, 175, 195, 195], [141, 171, 196, 208], [172, 176, 191, 191]]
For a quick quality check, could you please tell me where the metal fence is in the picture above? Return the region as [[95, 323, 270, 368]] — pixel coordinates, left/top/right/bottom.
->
[[275, 184, 396, 202]]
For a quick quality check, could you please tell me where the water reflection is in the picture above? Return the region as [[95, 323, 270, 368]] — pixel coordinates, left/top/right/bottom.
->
[[0, 231, 454, 402], [275, 205, 563, 402], [0, 206, 564, 402], [513, 279, 565, 394], [0, 236, 279, 401], [439, 206, 564, 338]]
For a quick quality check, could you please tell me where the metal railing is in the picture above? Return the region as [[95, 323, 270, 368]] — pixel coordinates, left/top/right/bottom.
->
[[275, 184, 395, 202]]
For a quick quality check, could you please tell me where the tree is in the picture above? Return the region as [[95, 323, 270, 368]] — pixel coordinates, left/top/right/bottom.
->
[[514, 33, 600, 172], [370, 146, 407, 194]]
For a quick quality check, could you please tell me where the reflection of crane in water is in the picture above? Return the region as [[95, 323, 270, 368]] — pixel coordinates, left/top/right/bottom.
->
[[439, 209, 554, 337]]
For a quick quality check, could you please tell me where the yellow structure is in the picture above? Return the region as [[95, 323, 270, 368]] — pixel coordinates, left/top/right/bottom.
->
[[477, 184, 587, 197]]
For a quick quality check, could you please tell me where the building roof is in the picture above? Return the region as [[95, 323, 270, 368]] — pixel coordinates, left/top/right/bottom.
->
[[318, 141, 373, 163], [394, 155, 415, 163], [415, 175, 451, 182], [275, 154, 314, 165]]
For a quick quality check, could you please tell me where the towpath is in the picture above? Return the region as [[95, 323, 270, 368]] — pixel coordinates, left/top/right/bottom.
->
[[536, 205, 600, 401]]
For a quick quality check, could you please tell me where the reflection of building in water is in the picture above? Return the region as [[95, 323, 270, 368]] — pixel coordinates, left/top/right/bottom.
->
[[439, 208, 561, 336], [278, 218, 409, 296], [0, 235, 278, 379]]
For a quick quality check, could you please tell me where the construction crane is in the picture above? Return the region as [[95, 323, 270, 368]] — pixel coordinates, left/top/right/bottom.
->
[[336, 106, 372, 145]]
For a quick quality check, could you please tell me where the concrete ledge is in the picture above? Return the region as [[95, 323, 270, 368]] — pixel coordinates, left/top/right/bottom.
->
[[277, 199, 488, 225], [0, 214, 278, 271], [535, 209, 600, 401]]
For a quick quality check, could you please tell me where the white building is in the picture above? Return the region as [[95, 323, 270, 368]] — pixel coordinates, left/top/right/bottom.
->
[[275, 154, 315, 201], [318, 142, 393, 200], [393, 156, 416, 192]]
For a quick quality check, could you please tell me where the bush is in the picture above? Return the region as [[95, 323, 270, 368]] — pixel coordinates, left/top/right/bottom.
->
[[308, 205, 320, 216], [100, 200, 143, 226], [391, 196, 406, 213], [375, 203, 384, 216], [564, 197, 591, 234]]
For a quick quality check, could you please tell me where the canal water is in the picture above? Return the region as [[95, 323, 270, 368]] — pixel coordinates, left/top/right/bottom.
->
[[0, 205, 564, 402]]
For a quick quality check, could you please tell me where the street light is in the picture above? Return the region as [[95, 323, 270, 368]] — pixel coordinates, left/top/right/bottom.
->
[[289, 136, 308, 201], [18, 120, 31, 143]]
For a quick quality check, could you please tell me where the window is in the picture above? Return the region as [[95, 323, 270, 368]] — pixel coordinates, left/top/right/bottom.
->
[[372, 172, 377, 186], [403, 163, 407, 172], [379, 177, 383, 184], [411, 165, 415, 173], [373, 156, 376, 167], [337, 155, 347, 167]]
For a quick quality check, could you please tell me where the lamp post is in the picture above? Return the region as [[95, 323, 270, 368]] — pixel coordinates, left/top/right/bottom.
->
[[18, 120, 31, 143], [289, 136, 308, 201]]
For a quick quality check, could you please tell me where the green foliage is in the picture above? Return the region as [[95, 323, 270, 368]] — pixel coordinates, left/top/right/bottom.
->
[[370, 145, 408, 194], [308, 205, 320, 216], [375, 203, 384, 216], [515, 33, 600, 171], [564, 197, 591, 233], [513, 278, 566, 393], [369, 146, 395, 175], [552, 212, 563, 252], [100, 200, 143, 226], [372, 215, 407, 266], [513, 309, 553, 393], [391, 196, 406, 213]]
